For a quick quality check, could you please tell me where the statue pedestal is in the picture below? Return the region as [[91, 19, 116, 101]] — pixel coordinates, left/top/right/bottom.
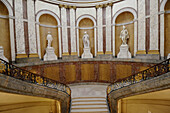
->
[[167, 53, 170, 59], [43, 47, 58, 61], [82, 48, 93, 58], [0, 46, 8, 62], [117, 44, 131, 58]]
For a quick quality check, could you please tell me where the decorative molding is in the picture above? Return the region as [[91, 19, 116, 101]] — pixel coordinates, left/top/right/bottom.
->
[[62, 52, 70, 56], [136, 50, 147, 54], [16, 54, 28, 58], [148, 50, 160, 54]]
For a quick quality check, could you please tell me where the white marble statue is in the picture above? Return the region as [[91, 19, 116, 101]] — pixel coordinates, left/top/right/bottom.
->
[[120, 25, 129, 45], [117, 25, 131, 58], [43, 32, 58, 61], [47, 32, 53, 48], [83, 31, 90, 48], [81, 31, 93, 58], [0, 46, 9, 62]]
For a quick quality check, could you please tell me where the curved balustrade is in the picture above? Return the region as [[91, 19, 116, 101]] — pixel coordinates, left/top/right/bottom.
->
[[107, 58, 170, 95], [0, 58, 71, 96]]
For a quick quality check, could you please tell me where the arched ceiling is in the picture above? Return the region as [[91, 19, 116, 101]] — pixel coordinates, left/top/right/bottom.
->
[[42, 0, 123, 7]]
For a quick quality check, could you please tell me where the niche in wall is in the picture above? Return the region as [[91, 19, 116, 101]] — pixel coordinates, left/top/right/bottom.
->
[[115, 12, 134, 56], [164, 0, 170, 57], [0, 1, 11, 60], [78, 18, 95, 56], [39, 14, 59, 59]]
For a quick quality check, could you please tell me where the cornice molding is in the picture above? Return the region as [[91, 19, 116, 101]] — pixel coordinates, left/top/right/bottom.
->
[[39, 0, 122, 8]]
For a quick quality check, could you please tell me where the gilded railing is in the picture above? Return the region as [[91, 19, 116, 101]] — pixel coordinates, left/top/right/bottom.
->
[[107, 58, 170, 95], [0, 58, 71, 96]]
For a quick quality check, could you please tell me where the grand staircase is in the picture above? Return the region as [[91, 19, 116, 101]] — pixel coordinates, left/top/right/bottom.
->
[[70, 84, 109, 113]]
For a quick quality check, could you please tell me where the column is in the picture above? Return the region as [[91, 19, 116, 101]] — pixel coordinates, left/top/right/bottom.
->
[[15, 0, 27, 58], [70, 7, 77, 55], [61, 6, 68, 56], [27, 0, 38, 57], [137, 0, 146, 54], [106, 5, 112, 54], [97, 6, 103, 54], [149, 0, 159, 54]]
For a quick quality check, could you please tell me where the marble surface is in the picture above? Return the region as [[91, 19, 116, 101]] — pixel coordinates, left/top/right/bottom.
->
[[27, 0, 37, 54], [138, 0, 146, 51], [43, 47, 58, 61], [97, 7, 103, 53], [106, 6, 112, 53], [117, 44, 132, 58], [150, 0, 159, 51], [70, 9, 77, 53], [82, 48, 93, 58], [0, 46, 9, 62], [15, 0, 25, 54], [76, 8, 96, 20], [36, 1, 60, 16], [61, 7, 68, 54]]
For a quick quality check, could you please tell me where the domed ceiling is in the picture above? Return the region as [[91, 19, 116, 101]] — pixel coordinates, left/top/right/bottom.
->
[[43, 0, 122, 7]]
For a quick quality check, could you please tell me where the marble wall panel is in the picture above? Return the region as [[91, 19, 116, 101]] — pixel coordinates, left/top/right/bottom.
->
[[106, 6, 112, 53], [137, 0, 146, 51], [15, 0, 25, 54], [97, 7, 103, 53], [70, 9, 77, 54], [113, 0, 137, 15], [27, 0, 37, 54], [35, 1, 60, 16], [61, 7, 68, 54], [149, 0, 159, 51], [6, 0, 13, 7], [76, 8, 96, 19]]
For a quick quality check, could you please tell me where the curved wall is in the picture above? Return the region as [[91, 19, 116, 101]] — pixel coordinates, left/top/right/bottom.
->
[[20, 60, 156, 84]]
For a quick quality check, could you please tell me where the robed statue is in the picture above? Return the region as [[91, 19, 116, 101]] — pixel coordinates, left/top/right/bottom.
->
[[47, 32, 53, 48], [120, 25, 129, 45], [82, 31, 90, 48]]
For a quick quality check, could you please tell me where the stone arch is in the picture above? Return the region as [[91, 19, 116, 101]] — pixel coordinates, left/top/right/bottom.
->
[[160, 0, 169, 58], [112, 7, 137, 57], [76, 15, 97, 57], [36, 10, 62, 58], [0, 0, 15, 61]]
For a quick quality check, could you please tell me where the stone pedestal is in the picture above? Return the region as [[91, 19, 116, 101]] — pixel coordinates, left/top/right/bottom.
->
[[117, 44, 131, 58], [0, 46, 8, 62], [167, 53, 170, 59], [82, 48, 93, 58], [43, 47, 58, 61]]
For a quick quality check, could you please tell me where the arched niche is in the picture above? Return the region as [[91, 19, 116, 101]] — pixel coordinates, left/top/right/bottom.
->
[[39, 14, 59, 59], [76, 15, 97, 57], [164, 0, 170, 57], [36, 10, 62, 59], [0, 1, 11, 60], [115, 12, 134, 56]]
